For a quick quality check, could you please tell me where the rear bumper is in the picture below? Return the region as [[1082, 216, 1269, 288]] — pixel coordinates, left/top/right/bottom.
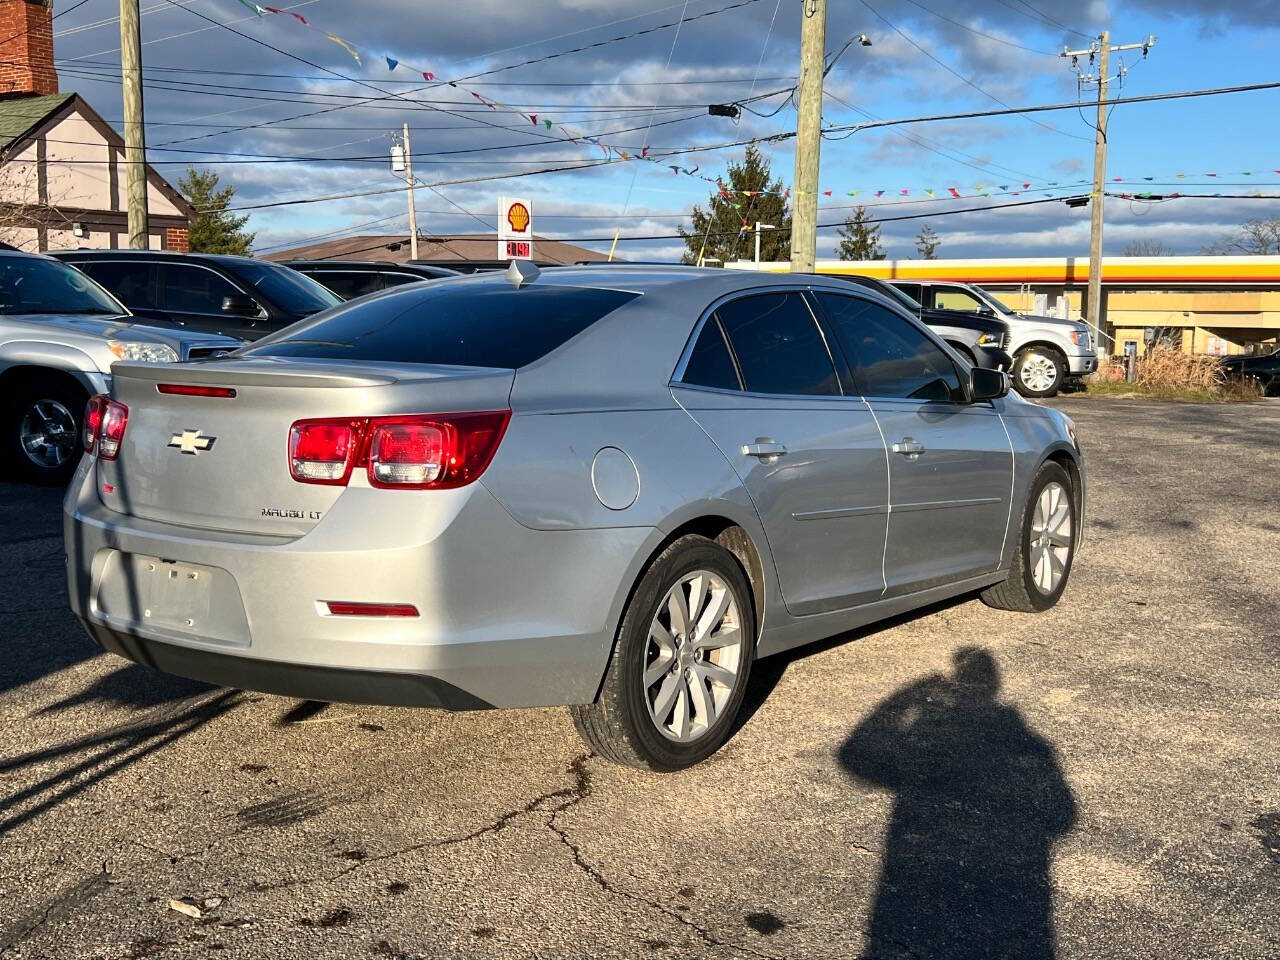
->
[[63, 459, 652, 709]]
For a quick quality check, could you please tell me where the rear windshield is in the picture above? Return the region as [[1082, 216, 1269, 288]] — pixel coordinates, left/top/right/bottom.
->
[[239, 282, 640, 368]]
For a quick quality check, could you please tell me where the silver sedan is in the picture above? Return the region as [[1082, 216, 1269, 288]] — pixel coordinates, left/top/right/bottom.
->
[[65, 265, 1083, 770]]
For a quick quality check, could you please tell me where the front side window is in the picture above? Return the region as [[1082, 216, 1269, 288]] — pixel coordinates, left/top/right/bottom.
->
[[161, 264, 244, 315], [714, 292, 840, 396], [817, 294, 964, 402], [233, 260, 341, 314], [891, 282, 923, 302], [933, 288, 986, 313]]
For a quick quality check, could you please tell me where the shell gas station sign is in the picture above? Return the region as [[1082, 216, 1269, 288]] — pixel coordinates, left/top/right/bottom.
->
[[498, 197, 533, 260]]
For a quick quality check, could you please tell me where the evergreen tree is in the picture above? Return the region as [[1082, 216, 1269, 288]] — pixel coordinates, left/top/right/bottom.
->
[[179, 166, 255, 255], [836, 206, 885, 260], [678, 146, 791, 264], [915, 224, 940, 259]]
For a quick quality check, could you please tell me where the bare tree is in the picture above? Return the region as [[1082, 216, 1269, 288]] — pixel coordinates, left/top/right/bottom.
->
[[1202, 217, 1280, 255], [1123, 239, 1175, 256], [0, 151, 73, 250]]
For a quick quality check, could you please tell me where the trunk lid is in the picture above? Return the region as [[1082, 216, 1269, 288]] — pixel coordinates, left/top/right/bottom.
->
[[99, 358, 514, 536]]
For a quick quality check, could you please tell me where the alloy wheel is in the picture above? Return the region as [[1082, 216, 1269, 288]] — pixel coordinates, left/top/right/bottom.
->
[[1029, 481, 1073, 594], [19, 399, 78, 469], [642, 570, 744, 743], [1019, 353, 1059, 393]]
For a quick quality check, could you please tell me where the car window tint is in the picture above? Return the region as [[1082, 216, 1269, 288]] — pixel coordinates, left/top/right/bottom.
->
[[240, 283, 640, 368], [308, 270, 378, 300], [934, 288, 985, 312], [715, 292, 840, 396], [892, 282, 922, 302], [817, 294, 964, 402], [233, 260, 340, 313], [681, 317, 741, 390], [74, 260, 157, 309], [161, 264, 243, 314]]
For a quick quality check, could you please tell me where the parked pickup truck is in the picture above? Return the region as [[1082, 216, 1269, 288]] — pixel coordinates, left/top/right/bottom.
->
[[1, 251, 239, 483], [889, 279, 1097, 398]]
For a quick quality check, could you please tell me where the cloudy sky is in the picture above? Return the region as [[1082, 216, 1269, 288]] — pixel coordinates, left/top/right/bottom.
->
[[49, 0, 1280, 261]]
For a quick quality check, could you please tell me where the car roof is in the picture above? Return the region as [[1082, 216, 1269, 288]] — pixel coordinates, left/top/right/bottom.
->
[[49, 249, 263, 267]]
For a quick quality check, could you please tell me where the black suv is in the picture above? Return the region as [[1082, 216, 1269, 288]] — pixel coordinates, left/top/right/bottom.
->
[[51, 250, 341, 340], [281, 260, 460, 300]]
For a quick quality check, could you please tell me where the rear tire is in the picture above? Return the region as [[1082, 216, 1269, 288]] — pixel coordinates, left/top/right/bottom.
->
[[4, 375, 86, 485], [981, 462, 1077, 613], [571, 535, 756, 771], [1012, 347, 1066, 398]]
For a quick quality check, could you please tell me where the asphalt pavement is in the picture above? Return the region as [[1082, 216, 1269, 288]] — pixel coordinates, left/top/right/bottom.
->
[[0, 397, 1276, 959]]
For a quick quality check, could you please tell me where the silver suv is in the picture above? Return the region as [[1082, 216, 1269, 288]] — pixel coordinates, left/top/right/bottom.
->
[[0, 252, 239, 483], [890, 280, 1097, 398]]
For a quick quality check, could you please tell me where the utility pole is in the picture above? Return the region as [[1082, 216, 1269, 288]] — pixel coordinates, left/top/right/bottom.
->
[[119, 0, 149, 248], [790, 0, 827, 274], [402, 122, 419, 260], [1062, 31, 1155, 347]]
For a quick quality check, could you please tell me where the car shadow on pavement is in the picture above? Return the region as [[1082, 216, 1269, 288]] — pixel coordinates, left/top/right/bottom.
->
[[837, 647, 1077, 960], [0, 689, 241, 838]]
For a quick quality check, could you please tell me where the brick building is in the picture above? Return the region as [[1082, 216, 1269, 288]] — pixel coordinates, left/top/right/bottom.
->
[[0, 0, 192, 252]]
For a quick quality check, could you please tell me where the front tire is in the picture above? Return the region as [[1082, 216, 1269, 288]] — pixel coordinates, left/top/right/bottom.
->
[[1012, 347, 1066, 398], [571, 535, 756, 771], [981, 462, 1077, 613], [4, 376, 86, 485]]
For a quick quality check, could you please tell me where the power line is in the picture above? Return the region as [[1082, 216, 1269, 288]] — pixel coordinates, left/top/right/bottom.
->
[[894, 0, 1054, 56], [856, 0, 1092, 143], [992, 0, 1093, 41]]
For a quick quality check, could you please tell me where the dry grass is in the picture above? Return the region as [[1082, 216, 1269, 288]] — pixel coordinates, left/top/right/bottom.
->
[[1084, 350, 1261, 402]]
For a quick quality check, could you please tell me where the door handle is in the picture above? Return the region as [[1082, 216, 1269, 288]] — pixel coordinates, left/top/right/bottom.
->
[[892, 438, 926, 459], [742, 439, 787, 459]]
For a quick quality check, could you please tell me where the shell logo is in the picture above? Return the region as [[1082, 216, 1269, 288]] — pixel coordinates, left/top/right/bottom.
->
[[506, 202, 530, 234]]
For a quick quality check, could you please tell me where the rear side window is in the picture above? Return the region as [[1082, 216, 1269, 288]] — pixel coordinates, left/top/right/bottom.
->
[[681, 317, 741, 391], [75, 260, 158, 309], [817, 294, 964, 402], [241, 283, 640, 368], [714, 292, 840, 396], [306, 270, 380, 300]]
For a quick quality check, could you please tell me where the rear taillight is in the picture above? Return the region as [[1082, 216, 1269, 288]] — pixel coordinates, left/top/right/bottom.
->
[[84, 395, 106, 453], [289, 419, 362, 485], [84, 395, 128, 460], [288, 411, 510, 489]]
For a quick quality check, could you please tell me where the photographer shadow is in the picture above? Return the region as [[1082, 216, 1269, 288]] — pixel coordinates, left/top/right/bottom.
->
[[839, 647, 1077, 960]]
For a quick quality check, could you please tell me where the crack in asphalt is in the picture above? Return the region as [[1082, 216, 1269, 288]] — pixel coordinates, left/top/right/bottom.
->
[[542, 756, 782, 960], [0, 869, 113, 956]]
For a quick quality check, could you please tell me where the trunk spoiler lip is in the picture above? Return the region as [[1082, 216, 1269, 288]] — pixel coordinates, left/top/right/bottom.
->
[[109, 359, 514, 390]]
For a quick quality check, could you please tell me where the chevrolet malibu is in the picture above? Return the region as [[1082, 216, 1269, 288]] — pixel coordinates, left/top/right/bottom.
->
[[65, 265, 1083, 770]]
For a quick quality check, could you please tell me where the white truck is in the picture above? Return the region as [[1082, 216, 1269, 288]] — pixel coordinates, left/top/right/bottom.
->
[[0, 251, 238, 484], [888, 280, 1098, 398]]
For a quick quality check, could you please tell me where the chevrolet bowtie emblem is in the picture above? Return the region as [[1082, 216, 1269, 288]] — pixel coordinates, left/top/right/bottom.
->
[[168, 429, 216, 455]]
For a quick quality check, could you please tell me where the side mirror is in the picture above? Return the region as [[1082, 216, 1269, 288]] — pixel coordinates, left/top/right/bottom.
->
[[221, 293, 261, 317], [970, 366, 1009, 401]]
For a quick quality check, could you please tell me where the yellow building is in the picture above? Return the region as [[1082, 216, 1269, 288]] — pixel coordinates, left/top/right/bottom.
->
[[730, 256, 1280, 355]]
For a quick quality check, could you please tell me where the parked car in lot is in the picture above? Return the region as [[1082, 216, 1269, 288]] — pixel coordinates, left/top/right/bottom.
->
[[888, 279, 1097, 398], [51, 250, 341, 340], [1220, 348, 1280, 396], [829, 274, 1012, 371], [281, 260, 461, 300], [0, 252, 238, 484], [66, 265, 1084, 770]]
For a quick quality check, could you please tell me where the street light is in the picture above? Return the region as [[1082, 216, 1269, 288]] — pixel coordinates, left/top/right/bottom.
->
[[754, 222, 777, 264]]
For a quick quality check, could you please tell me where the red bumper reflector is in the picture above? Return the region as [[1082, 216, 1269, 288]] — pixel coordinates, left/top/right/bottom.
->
[[158, 384, 237, 398], [325, 601, 420, 618]]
